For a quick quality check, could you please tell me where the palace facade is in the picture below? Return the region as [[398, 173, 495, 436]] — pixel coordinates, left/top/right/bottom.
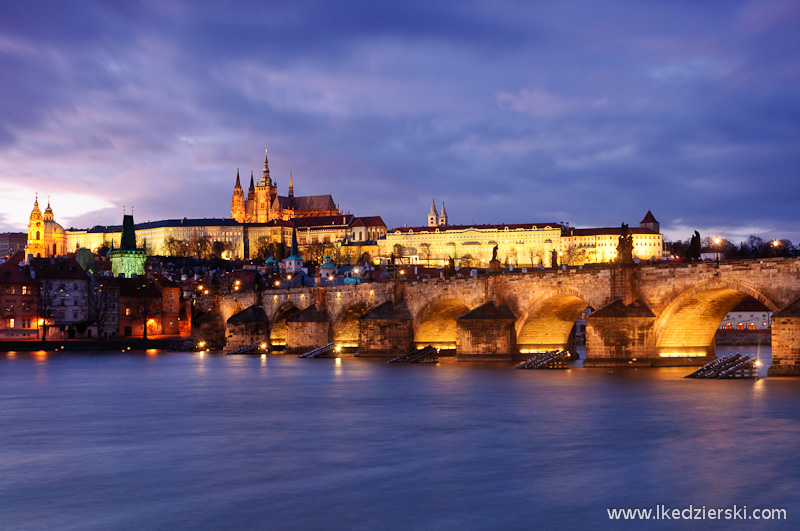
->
[[378, 208, 663, 267]]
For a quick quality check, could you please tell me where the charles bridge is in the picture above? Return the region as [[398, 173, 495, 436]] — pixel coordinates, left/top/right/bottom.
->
[[204, 257, 800, 376]]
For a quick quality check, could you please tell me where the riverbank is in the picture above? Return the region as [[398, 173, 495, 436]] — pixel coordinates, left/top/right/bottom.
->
[[0, 337, 189, 352]]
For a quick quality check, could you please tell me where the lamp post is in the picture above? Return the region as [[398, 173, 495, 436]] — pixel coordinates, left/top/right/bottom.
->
[[714, 237, 721, 262]]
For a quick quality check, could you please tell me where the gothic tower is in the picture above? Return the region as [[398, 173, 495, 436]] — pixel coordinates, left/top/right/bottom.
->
[[439, 201, 448, 226], [231, 170, 245, 222], [428, 199, 439, 227]]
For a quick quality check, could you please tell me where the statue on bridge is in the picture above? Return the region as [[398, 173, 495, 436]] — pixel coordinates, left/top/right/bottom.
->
[[616, 223, 634, 264], [685, 231, 702, 262], [488, 245, 501, 274], [445, 255, 456, 278], [551, 248, 559, 269]]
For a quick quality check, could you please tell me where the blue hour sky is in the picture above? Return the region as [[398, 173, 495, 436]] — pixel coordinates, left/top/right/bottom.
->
[[1, 0, 799, 245]]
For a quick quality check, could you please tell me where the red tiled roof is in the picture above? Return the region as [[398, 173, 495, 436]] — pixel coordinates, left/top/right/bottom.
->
[[640, 210, 658, 224], [352, 216, 386, 227], [29, 257, 89, 281], [0, 251, 29, 283]]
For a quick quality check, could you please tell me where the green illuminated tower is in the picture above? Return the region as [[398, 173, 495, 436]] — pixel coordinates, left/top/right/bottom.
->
[[111, 214, 146, 278]]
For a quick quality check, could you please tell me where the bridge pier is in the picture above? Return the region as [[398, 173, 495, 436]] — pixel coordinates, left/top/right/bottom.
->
[[584, 299, 659, 367], [286, 305, 331, 353], [455, 302, 515, 361], [357, 301, 414, 357], [769, 298, 800, 376]]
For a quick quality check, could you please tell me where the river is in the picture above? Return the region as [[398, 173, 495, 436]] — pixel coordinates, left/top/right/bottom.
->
[[1, 346, 797, 530]]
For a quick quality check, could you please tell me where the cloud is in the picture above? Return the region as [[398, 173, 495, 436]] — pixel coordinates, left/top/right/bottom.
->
[[0, 0, 798, 245]]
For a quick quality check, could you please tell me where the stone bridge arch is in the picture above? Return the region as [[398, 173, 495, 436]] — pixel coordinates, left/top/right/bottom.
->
[[332, 300, 374, 348], [515, 287, 595, 353], [654, 279, 779, 357], [269, 301, 301, 347], [413, 292, 475, 350]]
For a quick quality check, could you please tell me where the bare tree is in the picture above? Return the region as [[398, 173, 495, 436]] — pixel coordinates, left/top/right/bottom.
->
[[37, 278, 66, 341], [419, 243, 431, 265], [133, 279, 161, 340], [190, 231, 212, 259], [88, 277, 116, 339]]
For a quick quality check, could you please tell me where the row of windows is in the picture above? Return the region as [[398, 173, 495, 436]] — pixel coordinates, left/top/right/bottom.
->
[[4, 286, 31, 295], [4, 318, 33, 328]]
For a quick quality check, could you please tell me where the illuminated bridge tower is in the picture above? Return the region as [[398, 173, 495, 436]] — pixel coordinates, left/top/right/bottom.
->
[[111, 214, 146, 278]]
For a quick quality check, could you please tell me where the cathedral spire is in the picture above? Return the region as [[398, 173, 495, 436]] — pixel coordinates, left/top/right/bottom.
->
[[234, 169, 242, 189], [439, 201, 448, 226], [261, 148, 272, 186], [288, 168, 294, 199], [248, 172, 255, 201]]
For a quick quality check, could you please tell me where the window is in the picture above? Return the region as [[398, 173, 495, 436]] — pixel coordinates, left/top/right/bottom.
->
[[736, 323, 745, 330], [7, 318, 14, 328], [73, 310, 78, 319], [169, 291, 174, 299], [169, 304, 174, 313], [125, 308, 131, 316], [22, 286, 29, 295], [748, 323, 756, 330]]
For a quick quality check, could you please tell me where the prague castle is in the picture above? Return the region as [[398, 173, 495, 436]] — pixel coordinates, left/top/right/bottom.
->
[[378, 205, 663, 267], [231, 149, 339, 223]]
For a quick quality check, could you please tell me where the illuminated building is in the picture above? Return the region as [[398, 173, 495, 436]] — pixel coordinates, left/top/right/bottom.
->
[[66, 215, 386, 261], [0, 233, 27, 258], [0, 251, 38, 339], [110, 215, 146, 278], [230, 149, 339, 223], [379, 207, 663, 267], [24, 195, 66, 259]]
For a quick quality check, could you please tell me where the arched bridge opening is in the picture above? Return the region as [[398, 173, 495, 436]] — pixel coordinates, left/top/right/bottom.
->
[[655, 284, 778, 359], [334, 302, 372, 349], [516, 293, 591, 354], [270, 304, 301, 348], [414, 298, 471, 351]]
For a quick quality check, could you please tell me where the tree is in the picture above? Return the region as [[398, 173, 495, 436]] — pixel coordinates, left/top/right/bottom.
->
[[87, 277, 114, 339], [419, 243, 431, 265], [133, 279, 160, 340], [96, 239, 113, 255], [165, 237, 190, 257], [305, 241, 331, 263], [211, 240, 232, 259], [562, 246, 588, 266], [330, 244, 352, 266], [37, 278, 66, 341], [528, 247, 543, 267], [459, 254, 474, 268], [190, 231, 212, 259]]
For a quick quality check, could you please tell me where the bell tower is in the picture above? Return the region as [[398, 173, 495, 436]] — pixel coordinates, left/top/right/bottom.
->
[[24, 195, 47, 259]]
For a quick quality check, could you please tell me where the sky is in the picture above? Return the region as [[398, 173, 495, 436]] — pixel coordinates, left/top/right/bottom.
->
[[1, 0, 799, 245]]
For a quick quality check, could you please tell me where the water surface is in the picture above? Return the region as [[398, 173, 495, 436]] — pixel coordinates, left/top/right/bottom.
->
[[1, 347, 797, 530]]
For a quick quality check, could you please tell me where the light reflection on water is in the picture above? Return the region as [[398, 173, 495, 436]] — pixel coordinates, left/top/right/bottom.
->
[[0, 347, 798, 530]]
